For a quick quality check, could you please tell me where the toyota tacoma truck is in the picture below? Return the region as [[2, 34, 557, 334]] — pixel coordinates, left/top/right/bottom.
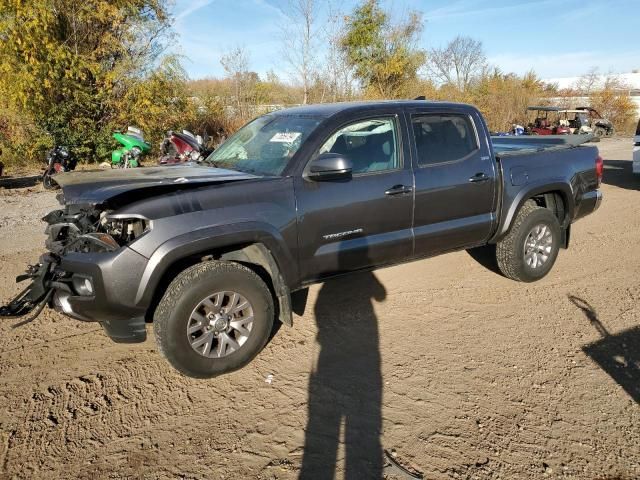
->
[[0, 101, 603, 378]]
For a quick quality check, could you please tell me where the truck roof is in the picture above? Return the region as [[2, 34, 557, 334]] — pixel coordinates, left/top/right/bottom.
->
[[272, 100, 473, 117]]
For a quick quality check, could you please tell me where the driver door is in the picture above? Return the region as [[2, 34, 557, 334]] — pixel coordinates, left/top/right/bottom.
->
[[294, 114, 414, 283]]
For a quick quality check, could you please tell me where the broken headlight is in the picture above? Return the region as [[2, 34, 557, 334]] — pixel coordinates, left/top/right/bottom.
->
[[47, 210, 151, 254], [99, 214, 150, 247]]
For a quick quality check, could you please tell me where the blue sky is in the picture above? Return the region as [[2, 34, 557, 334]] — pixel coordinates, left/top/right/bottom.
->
[[171, 0, 640, 81]]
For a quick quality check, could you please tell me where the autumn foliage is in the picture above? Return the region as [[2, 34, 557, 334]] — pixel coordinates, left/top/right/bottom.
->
[[0, 0, 636, 171]]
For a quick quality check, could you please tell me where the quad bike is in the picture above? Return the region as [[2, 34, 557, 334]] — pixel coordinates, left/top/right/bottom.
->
[[158, 130, 210, 165], [575, 107, 615, 137], [42, 146, 77, 189], [111, 127, 151, 168]]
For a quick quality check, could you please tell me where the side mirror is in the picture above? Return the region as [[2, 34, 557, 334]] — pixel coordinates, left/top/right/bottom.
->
[[307, 153, 353, 181]]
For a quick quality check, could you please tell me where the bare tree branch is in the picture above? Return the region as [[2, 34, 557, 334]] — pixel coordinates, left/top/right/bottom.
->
[[280, 0, 317, 104], [427, 35, 487, 91]]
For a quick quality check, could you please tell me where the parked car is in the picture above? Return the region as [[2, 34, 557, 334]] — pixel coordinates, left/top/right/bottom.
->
[[1, 100, 603, 378], [576, 107, 615, 137], [527, 106, 571, 135], [633, 118, 640, 175]]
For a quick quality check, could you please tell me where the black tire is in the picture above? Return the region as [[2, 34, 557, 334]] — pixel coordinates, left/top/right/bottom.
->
[[593, 126, 606, 137], [495, 201, 561, 283], [154, 260, 274, 378], [42, 171, 57, 189]]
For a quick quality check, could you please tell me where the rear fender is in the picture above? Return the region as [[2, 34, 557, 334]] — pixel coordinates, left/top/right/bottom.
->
[[491, 181, 574, 243]]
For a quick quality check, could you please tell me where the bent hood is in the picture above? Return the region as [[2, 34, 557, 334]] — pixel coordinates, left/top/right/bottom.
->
[[55, 165, 262, 205]]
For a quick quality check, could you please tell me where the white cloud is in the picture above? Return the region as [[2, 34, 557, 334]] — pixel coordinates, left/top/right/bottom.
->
[[488, 51, 640, 79], [175, 0, 216, 22], [424, 0, 564, 21]]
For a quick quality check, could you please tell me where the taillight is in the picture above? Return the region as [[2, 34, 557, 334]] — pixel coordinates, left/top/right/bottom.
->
[[595, 155, 603, 187]]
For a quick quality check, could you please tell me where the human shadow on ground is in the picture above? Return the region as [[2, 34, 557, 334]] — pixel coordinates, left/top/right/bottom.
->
[[602, 159, 639, 191], [299, 262, 386, 478], [569, 295, 640, 404]]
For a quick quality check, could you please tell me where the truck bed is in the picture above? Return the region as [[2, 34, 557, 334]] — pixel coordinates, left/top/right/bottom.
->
[[490, 135, 601, 240], [491, 134, 597, 156]]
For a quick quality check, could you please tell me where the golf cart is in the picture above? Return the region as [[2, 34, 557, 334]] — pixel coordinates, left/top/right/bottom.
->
[[558, 110, 593, 135], [576, 107, 615, 137], [527, 106, 571, 135]]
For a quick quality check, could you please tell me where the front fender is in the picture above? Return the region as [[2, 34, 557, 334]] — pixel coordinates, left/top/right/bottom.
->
[[134, 221, 297, 308]]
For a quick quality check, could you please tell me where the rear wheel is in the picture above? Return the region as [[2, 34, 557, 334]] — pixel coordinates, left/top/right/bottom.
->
[[42, 170, 57, 189], [495, 201, 561, 282], [154, 261, 274, 378]]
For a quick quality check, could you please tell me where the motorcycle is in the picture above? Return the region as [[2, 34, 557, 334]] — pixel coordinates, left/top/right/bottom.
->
[[111, 127, 151, 168], [158, 130, 209, 165], [42, 146, 77, 189]]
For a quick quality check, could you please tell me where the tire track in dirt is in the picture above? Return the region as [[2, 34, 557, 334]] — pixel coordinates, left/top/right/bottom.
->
[[1, 358, 196, 477], [1, 140, 640, 479]]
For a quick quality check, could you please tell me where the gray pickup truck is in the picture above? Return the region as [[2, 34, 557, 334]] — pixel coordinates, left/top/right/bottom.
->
[[1, 101, 603, 378]]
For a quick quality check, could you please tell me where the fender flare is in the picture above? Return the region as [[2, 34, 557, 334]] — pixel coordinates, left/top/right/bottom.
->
[[490, 181, 574, 243], [134, 222, 297, 317], [220, 243, 294, 326]]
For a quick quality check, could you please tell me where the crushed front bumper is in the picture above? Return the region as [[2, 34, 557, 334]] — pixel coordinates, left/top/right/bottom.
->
[[1, 247, 150, 343], [0, 258, 55, 321]]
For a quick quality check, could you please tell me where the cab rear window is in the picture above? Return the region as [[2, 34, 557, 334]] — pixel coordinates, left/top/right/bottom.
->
[[412, 114, 478, 166]]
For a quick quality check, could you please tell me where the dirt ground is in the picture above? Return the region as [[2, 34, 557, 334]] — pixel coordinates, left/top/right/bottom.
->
[[0, 138, 638, 479]]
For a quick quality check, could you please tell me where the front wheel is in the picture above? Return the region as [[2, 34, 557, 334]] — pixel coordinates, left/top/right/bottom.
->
[[154, 261, 275, 378], [495, 201, 561, 282], [593, 126, 606, 137]]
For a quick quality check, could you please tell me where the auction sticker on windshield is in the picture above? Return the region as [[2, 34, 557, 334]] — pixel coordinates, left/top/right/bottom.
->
[[270, 132, 301, 143]]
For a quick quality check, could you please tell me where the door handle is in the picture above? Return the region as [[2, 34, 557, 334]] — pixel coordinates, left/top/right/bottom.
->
[[385, 184, 413, 196], [468, 173, 490, 183]]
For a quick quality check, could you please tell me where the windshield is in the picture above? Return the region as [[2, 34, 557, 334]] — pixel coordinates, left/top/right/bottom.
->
[[204, 115, 322, 175]]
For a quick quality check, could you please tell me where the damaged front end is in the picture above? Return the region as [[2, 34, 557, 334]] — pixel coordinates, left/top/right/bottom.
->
[[0, 201, 149, 325]]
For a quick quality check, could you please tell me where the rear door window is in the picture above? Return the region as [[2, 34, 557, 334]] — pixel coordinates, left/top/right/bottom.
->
[[412, 114, 478, 166]]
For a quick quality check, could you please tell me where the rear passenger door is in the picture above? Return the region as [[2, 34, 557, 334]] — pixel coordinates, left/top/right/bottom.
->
[[409, 108, 497, 256]]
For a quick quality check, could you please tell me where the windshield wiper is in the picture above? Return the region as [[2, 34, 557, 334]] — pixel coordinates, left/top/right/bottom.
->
[[204, 160, 234, 170]]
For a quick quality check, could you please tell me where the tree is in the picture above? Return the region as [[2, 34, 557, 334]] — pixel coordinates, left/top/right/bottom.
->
[[322, 2, 357, 102], [576, 67, 601, 96], [427, 35, 487, 91], [589, 76, 637, 134], [280, 0, 318, 104], [340, 0, 426, 98], [0, 0, 176, 164], [472, 70, 545, 132], [220, 46, 251, 115]]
